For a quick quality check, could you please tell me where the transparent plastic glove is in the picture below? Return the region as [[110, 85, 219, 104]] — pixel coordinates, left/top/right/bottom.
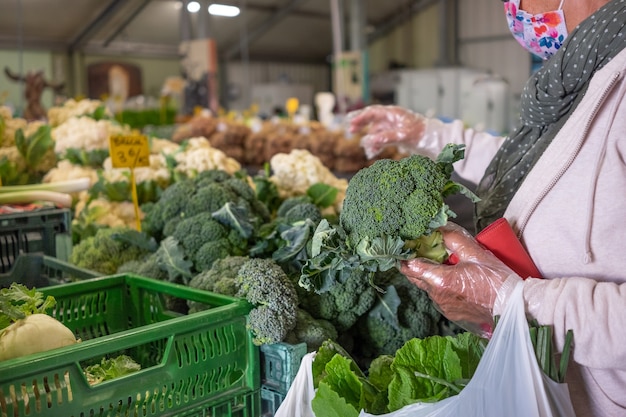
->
[[400, 222, 522, 338], [347, 105, 428, 159]]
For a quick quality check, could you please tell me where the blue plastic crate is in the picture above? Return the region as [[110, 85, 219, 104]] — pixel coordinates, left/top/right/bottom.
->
[[260, 342, 307, 395], [261, 386, 286, 417]]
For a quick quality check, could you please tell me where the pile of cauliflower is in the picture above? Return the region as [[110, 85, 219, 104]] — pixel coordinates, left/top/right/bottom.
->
[[52, 116, 131, 160], [173, 137, 242, 177], [269, 149, 348, 215], [47, 99, 111, 127]]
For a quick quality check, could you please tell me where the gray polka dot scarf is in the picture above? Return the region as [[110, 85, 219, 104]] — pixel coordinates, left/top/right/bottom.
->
[[475, 0, 626, 232]]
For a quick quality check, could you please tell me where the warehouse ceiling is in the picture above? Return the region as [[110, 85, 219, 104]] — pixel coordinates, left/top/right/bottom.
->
[[0, 0, 437, 63]]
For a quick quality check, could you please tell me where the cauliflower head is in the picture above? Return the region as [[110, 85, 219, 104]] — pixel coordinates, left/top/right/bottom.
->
[[269, 149, 348, 214]]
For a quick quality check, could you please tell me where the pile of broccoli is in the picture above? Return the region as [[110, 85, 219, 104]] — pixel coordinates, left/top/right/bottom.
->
[[300, 268, 377, 333], [70, 227, 152, 275], [116, 170, 271, 283], [353, 269, 442, 361], [188, 255, 337, 350], [188, 256, 300, 346], [142, 169, 271, 242], [290, 144, 477, 362]]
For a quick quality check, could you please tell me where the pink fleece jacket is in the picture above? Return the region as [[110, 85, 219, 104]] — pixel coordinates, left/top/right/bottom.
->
[[422, 49, 626, 416]]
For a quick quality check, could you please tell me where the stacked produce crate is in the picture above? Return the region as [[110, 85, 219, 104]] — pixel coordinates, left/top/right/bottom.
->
[[0, 275, 260, 417], [260, 342, 308, 416]]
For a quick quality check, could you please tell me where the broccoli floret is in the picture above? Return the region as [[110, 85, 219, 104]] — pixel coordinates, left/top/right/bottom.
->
[[193, 169, 232, 186], [187, 255, 249, 313], [116, 252, 192, 312], [117, 253, 168, 281], [354, 269, 442, 359], [194, 239, 233, 271], [246, 306, 294, 346], [185, 182, 237, 217], [301, 268, 377, 332], [276, 195, 313, 218], [142, 178, 195, 239], [283, 202, 323, 225], [70, 227, 150, 275], [236, 258, 299, 345], [285, 308, 338, 352], [172, 213, 228, 255], [340, 144, 478, 262]]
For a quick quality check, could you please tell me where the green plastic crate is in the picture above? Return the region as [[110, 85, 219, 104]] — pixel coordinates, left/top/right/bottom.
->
[[260, 342, 307, 395], [0, 207, 72, 273], [178, 390, 261, 417], [0, 274, 260, 417], [0, 253, 101, 288]]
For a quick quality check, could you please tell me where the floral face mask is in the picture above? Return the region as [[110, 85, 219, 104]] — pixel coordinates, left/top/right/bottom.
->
[[504, 0, 568, 60]]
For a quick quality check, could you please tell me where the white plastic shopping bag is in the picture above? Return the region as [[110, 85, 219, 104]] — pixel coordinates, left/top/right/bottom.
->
[[275, 351, 317, 417], [359, 281, 576, 417]]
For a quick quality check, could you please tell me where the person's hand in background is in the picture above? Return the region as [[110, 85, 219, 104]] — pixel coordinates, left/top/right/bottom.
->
[[400, 222, 521, 338], [347, 105, 428, 159]]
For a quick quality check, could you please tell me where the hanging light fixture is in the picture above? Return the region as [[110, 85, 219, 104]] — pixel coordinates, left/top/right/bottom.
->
[[187, 1, 201, 13], [208, 3, 240, 17]]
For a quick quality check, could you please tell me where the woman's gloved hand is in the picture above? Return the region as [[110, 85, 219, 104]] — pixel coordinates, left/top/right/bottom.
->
[[400, 222, 521, 338], [347, 105, 427, 159]]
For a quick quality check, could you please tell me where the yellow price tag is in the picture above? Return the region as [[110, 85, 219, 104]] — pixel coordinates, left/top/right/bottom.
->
[[109, 134, 150, 169], [286, 97, 299, 118]]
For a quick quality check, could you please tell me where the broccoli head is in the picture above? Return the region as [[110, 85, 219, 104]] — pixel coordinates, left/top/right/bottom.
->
[[354, 269, 442, 359], [285, 308, 338, 352], [70, 227, 150, 275], [117, 253, 168, 281], [141, 169, 270, 242], [236, 258, 299, 345], [301, 268, 377, 332], [187, 255, 249, 313], [282, 201, 323, 225], [172, 213, 227, 254], [339, 144, 478, 262]]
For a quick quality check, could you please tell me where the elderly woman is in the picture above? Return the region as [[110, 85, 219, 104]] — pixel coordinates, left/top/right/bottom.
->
[[349, 1, 626, 415]]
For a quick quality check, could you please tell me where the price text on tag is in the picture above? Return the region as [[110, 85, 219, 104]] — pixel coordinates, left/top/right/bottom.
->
[[109, 134, 150, 168]]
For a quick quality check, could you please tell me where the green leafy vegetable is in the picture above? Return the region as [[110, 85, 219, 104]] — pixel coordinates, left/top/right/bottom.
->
[[0, 283, 56, 330], [311, 331, 486, 416], [83, 355, 141, 385]]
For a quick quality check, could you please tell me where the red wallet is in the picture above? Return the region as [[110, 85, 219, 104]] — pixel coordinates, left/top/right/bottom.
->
[[474, 217, 541, 279]]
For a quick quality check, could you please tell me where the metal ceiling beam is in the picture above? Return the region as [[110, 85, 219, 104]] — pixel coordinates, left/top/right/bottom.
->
[[68, 0, 129, 52], [103, 0, 153, 47], [367, 0, 439, 44], [244, 1, 329, 20], [223, 0, 310, 60], [0, 36, 67, 52], [82, 41, 180, 59]]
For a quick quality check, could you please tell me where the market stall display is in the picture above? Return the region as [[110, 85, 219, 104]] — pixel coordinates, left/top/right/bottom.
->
[[0, 97, 575, 417]]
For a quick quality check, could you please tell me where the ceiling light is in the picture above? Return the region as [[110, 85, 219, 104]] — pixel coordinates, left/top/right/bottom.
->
[[208, 4, 240, 17], [187, 1, 201, 13]]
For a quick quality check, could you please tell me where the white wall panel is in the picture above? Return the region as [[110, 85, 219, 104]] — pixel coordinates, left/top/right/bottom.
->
[[224, 61, 329, 111]]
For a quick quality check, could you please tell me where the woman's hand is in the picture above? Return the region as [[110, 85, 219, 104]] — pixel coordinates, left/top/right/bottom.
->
[[400, 222, 521, 337], [347, 105, 427, 158]]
